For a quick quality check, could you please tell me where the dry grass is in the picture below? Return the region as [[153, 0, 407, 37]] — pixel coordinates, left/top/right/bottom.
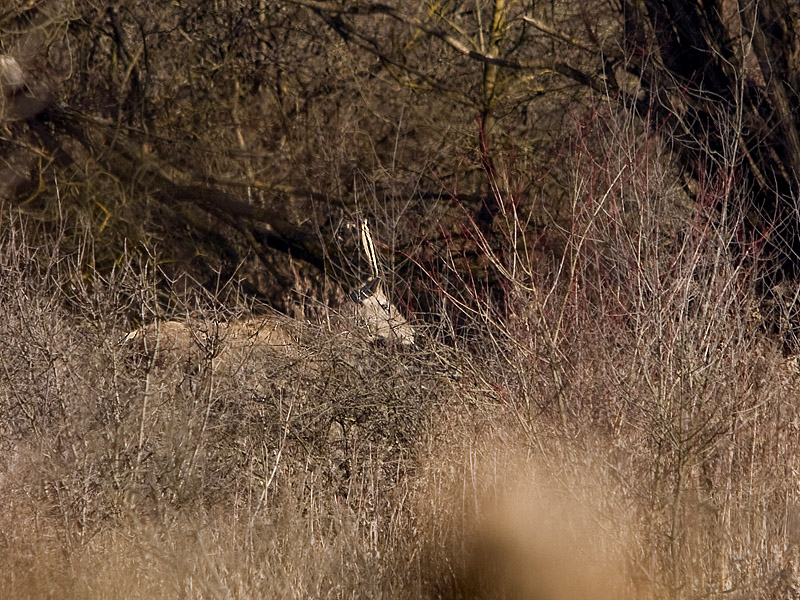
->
[[3, 108, 800, 600]]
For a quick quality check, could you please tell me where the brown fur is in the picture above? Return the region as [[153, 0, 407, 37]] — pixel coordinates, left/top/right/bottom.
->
[[122, 315, 299, 364]]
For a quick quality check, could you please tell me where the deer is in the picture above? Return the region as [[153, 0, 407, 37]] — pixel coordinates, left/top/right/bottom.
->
[[122, 219, 415, 364]]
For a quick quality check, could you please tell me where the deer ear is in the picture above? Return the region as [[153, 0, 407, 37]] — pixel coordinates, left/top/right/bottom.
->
[[0, 54, 53, 122], [349, 277, 381, 304], [0, 55, 25, 97]]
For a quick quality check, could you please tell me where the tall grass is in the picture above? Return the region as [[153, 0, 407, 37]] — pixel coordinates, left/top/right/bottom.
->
[[421, 103, 800, 599], [2, 105, 800, 600]]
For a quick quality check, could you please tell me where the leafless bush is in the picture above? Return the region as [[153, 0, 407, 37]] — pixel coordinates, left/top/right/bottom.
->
[[0, 207, 441, 595], [4, 53, 800, 597], [423, 102, 800, 600]]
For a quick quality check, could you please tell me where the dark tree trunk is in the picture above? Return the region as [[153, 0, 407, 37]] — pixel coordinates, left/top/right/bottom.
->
[[621, 0, 800, 280]]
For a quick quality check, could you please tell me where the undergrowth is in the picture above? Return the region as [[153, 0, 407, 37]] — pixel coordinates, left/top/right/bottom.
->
[[2, 107, 800, 600]]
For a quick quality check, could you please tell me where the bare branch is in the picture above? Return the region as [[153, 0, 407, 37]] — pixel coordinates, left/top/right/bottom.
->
[[520, 15, 595, 53]]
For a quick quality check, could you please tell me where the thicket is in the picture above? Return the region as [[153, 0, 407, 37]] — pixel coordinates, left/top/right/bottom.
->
[[3, 1, 800, 599]]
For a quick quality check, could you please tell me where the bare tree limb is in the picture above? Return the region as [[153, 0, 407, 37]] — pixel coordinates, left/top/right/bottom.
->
[[520, 15, 595, 53]]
